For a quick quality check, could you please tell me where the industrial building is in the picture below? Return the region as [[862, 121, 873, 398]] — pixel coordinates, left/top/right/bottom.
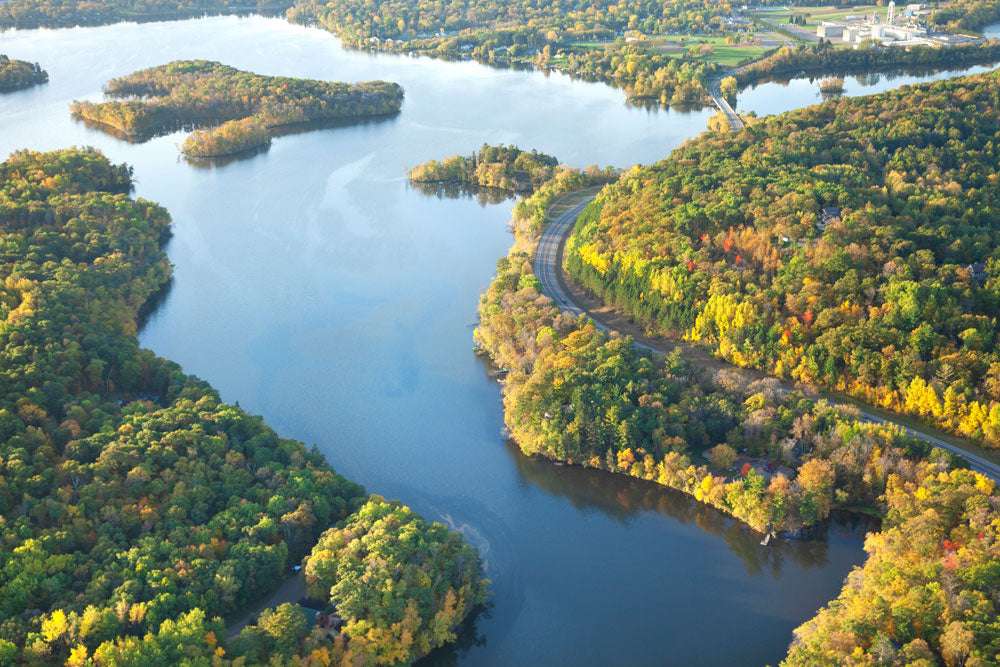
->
[[814, 2, 972, 47]]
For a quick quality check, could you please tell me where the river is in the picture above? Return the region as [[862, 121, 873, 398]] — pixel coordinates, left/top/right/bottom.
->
[[1, 16, 994, 665]]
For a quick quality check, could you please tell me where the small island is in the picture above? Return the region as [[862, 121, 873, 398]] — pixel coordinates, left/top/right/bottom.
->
[[70, 60, 404, 157], [408, 143, 561, 194], [818, 76, 845, 94], [0, 55, 48, 92]]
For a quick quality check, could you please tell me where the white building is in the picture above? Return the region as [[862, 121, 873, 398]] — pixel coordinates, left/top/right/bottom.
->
[[817, 22, 845, 38]]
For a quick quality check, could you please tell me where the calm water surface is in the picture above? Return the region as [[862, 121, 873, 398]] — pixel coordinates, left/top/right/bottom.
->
[[2, 17, 991, 664], [737, 62, 999, 116]]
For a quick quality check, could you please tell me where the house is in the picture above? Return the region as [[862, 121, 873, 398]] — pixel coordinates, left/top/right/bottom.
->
[[315, 612, 344, 636], [817, 206, 841, 231], [966, 262, 987, 281]]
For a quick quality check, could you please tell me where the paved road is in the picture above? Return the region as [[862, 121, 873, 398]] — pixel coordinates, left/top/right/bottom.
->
[[759, 17, 820, 43], [534, 197, 657, 357], [534, 196, 1000, 482]]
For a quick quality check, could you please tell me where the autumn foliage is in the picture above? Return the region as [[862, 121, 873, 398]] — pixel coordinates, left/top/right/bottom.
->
[[568, 69, 1000, 447], [71, 60, 403, 157]]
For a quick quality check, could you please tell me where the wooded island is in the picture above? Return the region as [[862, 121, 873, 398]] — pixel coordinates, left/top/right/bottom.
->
[[70, 60, 404, 157]]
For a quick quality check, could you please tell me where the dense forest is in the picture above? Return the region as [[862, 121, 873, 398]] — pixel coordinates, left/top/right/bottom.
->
[[566, 68, 1000, 447], [0, 147, 485, 664], [783, 467, 1000, 665], [297, 497, 488, 665], [475, 177, 958, 535], [466, 155, 1000, 662], [547, 44, 717, 106], [0, 55, 48, 92], [408, 144, 562, 194], [71, 60, 403, 156]]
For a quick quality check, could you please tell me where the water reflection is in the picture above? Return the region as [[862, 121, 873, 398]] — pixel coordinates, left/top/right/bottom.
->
[[744, 61, 1000, 94], [135, 275, 174, 331], [183, 145, 270, 168], [75, 107, 402, 164], [507, 439, 877, 578], [417, 606, 491, 667], [406, 180, 517, 206]]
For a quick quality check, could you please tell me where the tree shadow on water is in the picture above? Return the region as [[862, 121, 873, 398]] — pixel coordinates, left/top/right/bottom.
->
[[415, 604, 492, 667], [505, 440, 876, 578], [407, 180, 518, 207]]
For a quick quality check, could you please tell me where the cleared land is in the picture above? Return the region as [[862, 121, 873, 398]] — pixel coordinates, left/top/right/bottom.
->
[[567, 34, 766, 66]]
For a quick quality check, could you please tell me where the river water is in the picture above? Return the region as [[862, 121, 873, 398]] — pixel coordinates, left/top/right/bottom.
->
[[1, 16, 994, 665]]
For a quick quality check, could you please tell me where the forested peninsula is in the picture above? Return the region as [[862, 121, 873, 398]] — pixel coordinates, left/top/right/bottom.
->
[[0, 55, 47, 92], [70, 60, 404, 157], [460, 145, 1000, 663], [566, 68, 1000, 449], [0, 147, 486, 665]]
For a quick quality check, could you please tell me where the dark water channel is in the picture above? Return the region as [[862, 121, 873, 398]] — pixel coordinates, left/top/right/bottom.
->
[[1, 16, 991, 664]]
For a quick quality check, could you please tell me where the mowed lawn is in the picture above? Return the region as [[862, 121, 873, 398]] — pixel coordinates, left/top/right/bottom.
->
[[566, 35, 765, 66]]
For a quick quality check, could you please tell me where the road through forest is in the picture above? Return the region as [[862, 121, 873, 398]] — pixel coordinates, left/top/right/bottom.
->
[[533, 194, 1000, 482]]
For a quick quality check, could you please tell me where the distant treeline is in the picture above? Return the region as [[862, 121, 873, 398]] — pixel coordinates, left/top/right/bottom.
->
[[70, 60, 403, 157], [0, 0, 289, 29], [0, 55, 47, 92]]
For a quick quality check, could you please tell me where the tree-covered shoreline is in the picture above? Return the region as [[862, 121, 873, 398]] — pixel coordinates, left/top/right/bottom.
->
[[0, 55, 47, 92], [0, 0, 289, 30], [473, 173, 959, 534], [181, 117, 272, 157], [0, 147, 486, 665], [71, 60, 404, 157], [462, 157, 1000, 663]]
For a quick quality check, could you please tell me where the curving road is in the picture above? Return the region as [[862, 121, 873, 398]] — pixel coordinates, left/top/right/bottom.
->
[[534, 194, 1000, 481]]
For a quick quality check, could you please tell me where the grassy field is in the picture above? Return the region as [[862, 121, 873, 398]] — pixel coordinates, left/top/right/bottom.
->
[[566, 35, 766, 67], [703, 43, 768, 65]]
